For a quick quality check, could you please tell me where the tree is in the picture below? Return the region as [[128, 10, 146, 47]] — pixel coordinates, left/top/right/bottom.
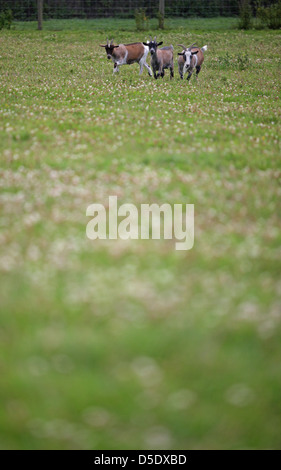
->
[[238, 0, 252, 29], [159, 0, 165, 29], [38, 0, 43, 30]]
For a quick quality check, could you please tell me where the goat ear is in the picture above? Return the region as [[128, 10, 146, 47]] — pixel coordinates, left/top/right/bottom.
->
[[157, 42, 163, 46], [143, 42, 149, 46], [113, 45, 119, 48], [99, 45, 107, 47], [191, 51, 199, 55], [178, 52, 184, 56]]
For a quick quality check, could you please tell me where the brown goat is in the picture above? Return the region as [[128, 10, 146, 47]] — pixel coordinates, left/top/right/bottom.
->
[[100, 39, 152, 76], [178, 43, 208, 80], [143, 37, 174, 80]]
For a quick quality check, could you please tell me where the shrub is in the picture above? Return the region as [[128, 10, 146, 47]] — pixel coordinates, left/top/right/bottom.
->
[[0, 9, 13, 30], [216, 52, 250, 71], [257, 1, 281, 29], [217, 52, 232, 69], [237, 52, 250, 70], [135, 8, 149, 31], [238, 0, 252, 29]]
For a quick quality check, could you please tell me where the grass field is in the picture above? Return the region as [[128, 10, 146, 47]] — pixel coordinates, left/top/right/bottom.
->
[[0, 18, 280, 450]]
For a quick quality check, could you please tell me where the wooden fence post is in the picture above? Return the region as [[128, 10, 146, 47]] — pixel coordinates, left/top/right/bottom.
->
[[159, 0, 165, 29], [38, 0, 43, 30]]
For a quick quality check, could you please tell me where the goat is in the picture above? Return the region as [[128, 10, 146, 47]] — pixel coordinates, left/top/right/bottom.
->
[[143, 36, 174, 80], [99, 38, 152, 76], [178, 43, 208, 80]]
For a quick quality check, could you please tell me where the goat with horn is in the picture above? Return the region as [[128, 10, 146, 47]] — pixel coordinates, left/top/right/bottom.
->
[[143, 37, 174, 80], [178, 42, 208, 81], [99, 39, 152, 76]]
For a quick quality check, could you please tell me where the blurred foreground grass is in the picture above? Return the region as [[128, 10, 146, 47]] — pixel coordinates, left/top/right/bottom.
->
[[0, 18, 280, 450]]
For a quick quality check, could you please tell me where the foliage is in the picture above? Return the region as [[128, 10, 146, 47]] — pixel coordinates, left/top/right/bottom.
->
[[0, 8, 13, 30], [257, 1, 281, 29], [238, 0, 253, 29], [237, 52, 250, 69], [217, 51, 232, 68], [217, 52, 250, 70], [134, 8, 149, 31]]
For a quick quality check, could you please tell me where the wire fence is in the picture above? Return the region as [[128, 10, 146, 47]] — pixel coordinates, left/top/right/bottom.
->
[[0, 1, 241, 21], [0, 1, 278, 21]]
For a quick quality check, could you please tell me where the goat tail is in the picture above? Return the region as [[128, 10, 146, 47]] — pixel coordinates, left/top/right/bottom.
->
[[201, 45, 208, 53]]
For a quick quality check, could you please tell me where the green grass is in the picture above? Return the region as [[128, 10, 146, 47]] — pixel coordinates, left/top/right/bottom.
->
[[0, 18, 280, 450]]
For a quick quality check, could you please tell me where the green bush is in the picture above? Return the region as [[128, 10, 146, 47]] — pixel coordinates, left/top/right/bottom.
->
[[237, 52, 250, 70], [216, 52, 250, 70], [217, 52, 232, 68], [257, 1, 281, 29], [134, 8, 149, 31], [238, 0, 252, 29], [0, 8, 13, 30]]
